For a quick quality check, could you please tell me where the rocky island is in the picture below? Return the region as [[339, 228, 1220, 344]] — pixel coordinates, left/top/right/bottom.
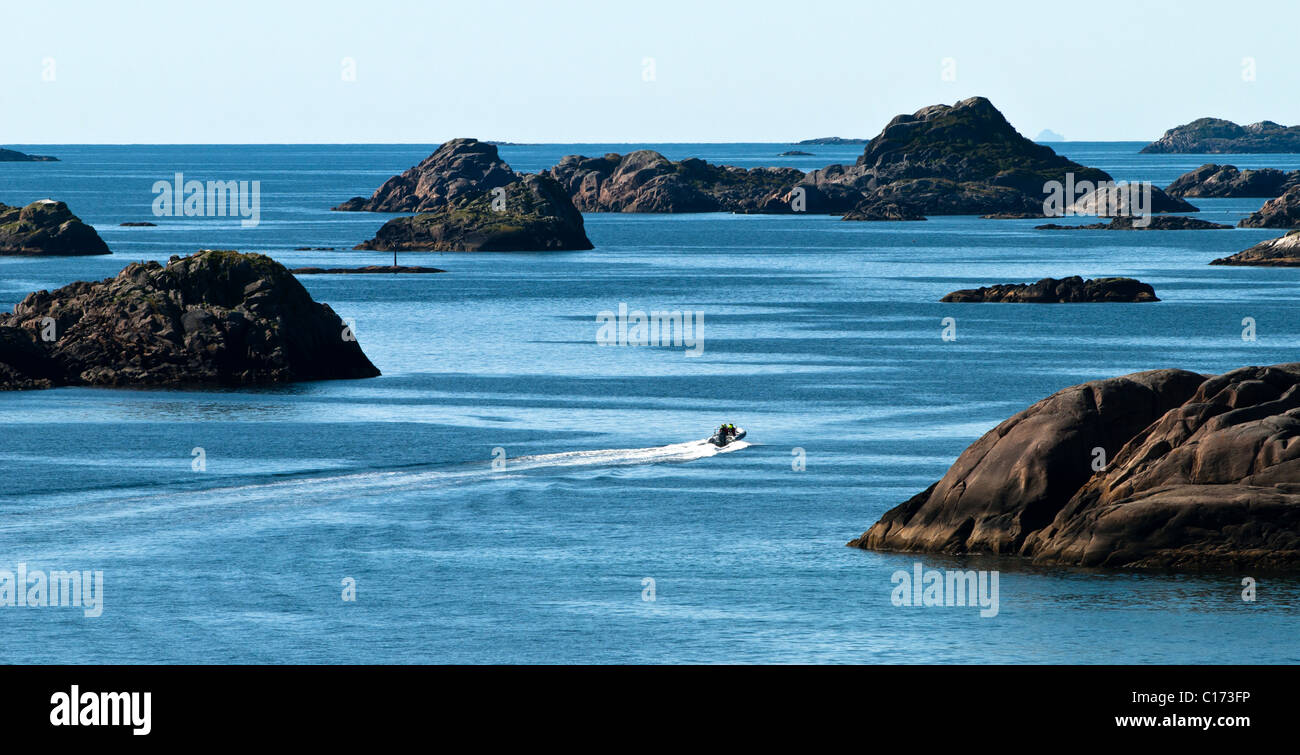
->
[[1211, 230, 1300, 266], [336, 138, 593, 251], [0, 147, 58, 162], [1238, 186, 1300, 228], [850, 364, 1300, 570], [0, 250, 379, 390], [805, 97, 1192, 220], [0, 200, 109, 255], [940, 276, 1158, 303], [1165, 164, 1300, 198], [1141, 117, 1300, 153], [1035, 216, 1230, 231]]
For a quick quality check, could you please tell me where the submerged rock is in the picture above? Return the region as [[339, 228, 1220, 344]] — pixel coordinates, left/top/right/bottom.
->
[[355, 174, 592, 252], [1141, 117, 1300, 154], [1211, 230, 1300, 266], [1165, 163, 1300, 198], [0, 200, 109, 256], [850, 365, 1300, 570], [0, 250, 379, 390], [1238, 187, 1300, 229], [940, 276, 1158, 303]]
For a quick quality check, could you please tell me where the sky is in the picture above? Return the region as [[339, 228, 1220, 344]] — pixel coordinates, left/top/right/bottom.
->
[[2, 0, 1297, 144]]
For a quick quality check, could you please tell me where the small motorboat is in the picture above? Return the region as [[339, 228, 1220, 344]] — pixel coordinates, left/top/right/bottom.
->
[[709, 425, 746, 447]]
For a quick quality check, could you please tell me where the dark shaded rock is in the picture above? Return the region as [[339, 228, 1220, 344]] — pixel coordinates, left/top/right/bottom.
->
[[1035, 216, 1231, 230], [120, 221, 158, 227], [779, 150, 814, 156], [841, 198, 927, 221], [1141, 118, 1300, 154], [0, 148, 57, 162], [290, 265, 445, 274], [0, 200, 109, 256], [293, 247, 334, 251], [940, 276, 1159, 303], [0, 250, 380, 390], [850, 364, 1300, 570], [1165, 164, 1300, 198], [1239, 186, 1300, 228], [333, 138, 518, 212], [1211, 230, 1300, 266], [544, 150, 805, 213], [794, 137, 867, 145], [826, 97, 1142, 220], [355, 174, 592, 252]]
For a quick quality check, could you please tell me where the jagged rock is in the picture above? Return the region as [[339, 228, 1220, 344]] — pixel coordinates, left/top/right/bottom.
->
[[850, 365, 1300, 570], [1239, 186, 1300, 228], [355, 174, 592, 252], [0, 250, 379, 389], [1165, 164, 1300, 198], [1035, 216, 1231, 230], [841, 198, 927, 221], [1211, 230, 1300, 266], [333, 138, 518, 212], [544, 151, 805, 213], [940, 276, 1158, 303], [0, 200, 109, 255], [1141, 118, 1300, 153], [0, 148, 57, 162]]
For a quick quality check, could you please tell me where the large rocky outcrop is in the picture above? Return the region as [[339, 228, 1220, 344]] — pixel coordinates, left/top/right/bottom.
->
[[940, 276, 1158, 303], [819, 97, 1190, 220], [1141, 118, 1300, 154], [543, 151, 815, 213], [0, 200, 109, 255], [1165, 164, 1300, 198], [1211, 230, 1300, 266], [0, 250, 379, 390], [850, 365, 1300, 570], [1238, 186, 1300, 228], [0, 148, 57, 162], [355, 174, 592, 252], [334, 138, 518, 212]]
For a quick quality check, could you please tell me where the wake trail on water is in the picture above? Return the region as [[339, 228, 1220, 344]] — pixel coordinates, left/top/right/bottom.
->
[[16, 438, 752, 516]]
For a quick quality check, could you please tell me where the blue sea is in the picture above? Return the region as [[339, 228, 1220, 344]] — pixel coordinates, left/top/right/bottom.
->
[[1, 142, 1298, 664]]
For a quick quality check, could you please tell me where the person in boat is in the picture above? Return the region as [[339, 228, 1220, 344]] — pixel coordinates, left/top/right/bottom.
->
[[716, 423, 735, 443]]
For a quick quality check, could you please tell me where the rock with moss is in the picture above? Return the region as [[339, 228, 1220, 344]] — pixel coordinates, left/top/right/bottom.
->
[[355, 174, 592, 252], [0, 148, 58, 162], [0, 250, 379, 389], [1211, 230, 1300, 266], [0, 200, 109, 255], [1165, 163, 1300, 198], [1141, 117, 1300, 154]]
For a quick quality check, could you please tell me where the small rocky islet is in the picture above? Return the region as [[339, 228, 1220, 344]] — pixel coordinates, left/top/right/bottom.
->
[[1211, 230, 1300, 266], [1034, 216, 1232, 231], [941, 276, 1158, 303], [1165, 163, 1300, 198], [0, 250, 379, 390], [0, 147, 58, 162], [336, 138, 593, 252], [0, 200, 109, 256]]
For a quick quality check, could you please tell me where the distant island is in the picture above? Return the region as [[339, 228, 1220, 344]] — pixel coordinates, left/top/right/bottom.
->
[[793, 137, 867, 145], [0, 147, 58, 162], [1142, 117, 1300, 153], [1035, 129, 1064, 141]]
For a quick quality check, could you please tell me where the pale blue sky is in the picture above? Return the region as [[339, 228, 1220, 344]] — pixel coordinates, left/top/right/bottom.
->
[[3, 0, 1296, 143]]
